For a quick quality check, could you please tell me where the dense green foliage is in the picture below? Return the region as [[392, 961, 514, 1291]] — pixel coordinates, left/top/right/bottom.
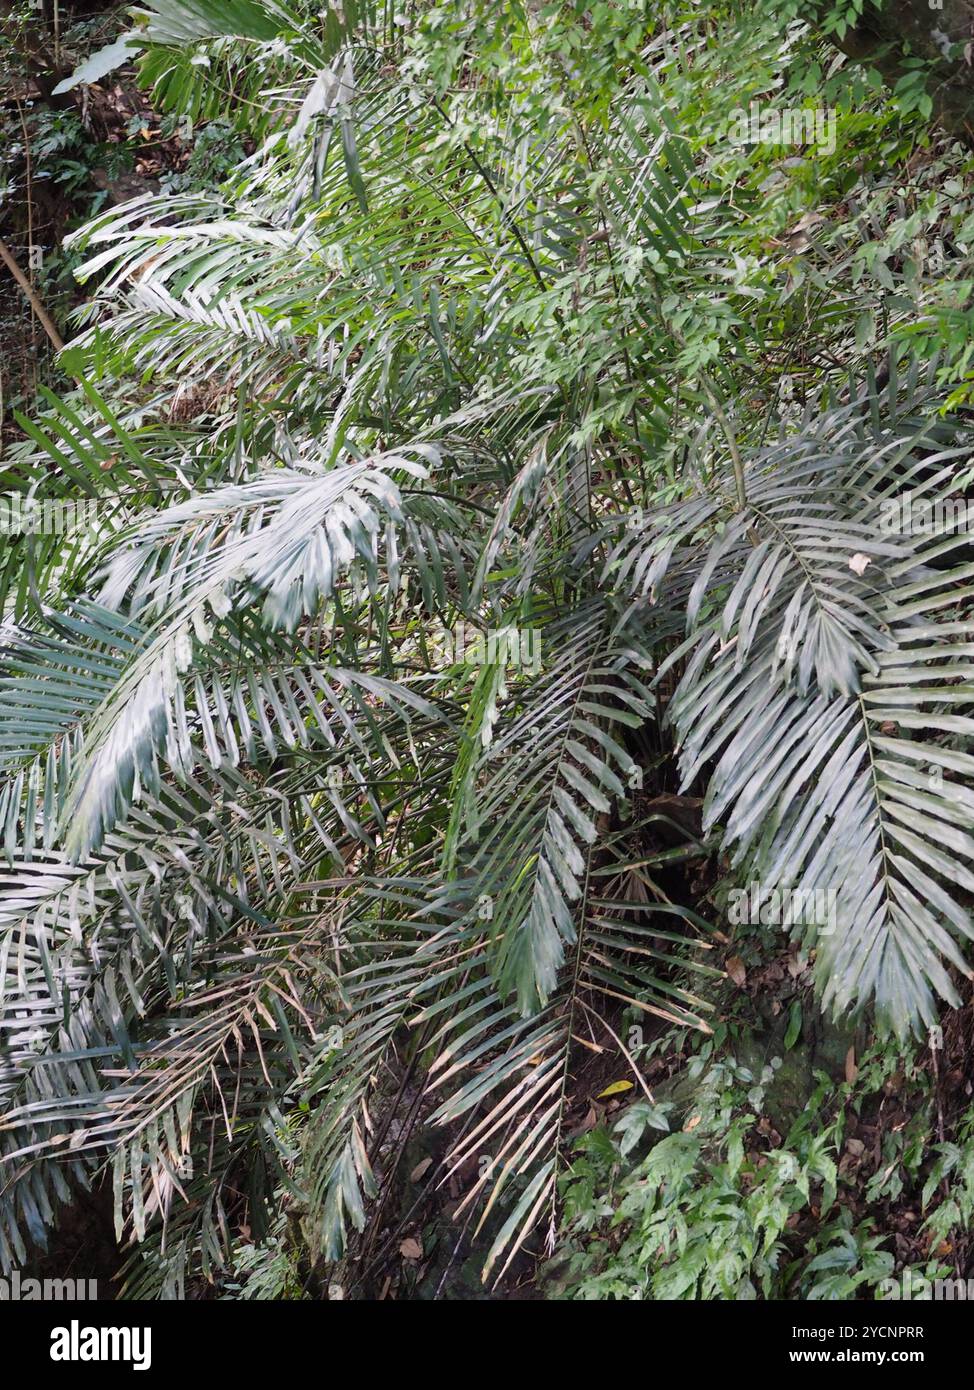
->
[[2, 0, 974, 1297], [553, 1030, 962, 1300]]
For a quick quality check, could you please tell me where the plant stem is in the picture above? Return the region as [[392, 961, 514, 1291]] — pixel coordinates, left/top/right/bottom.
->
[[0, 237, 65, 351]]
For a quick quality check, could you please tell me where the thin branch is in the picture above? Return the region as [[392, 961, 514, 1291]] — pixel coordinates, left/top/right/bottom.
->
[[0, 237, 65, 351]]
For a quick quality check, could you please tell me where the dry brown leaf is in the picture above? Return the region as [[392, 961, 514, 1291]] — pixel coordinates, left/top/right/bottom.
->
[[410, 1157, 433, 1183], [400, 1237, 423, 1260], [787, 211, 826, 236], [726, 954, 747, 987]]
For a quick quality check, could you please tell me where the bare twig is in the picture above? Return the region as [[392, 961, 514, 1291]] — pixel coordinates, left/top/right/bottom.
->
[[0, 238, 64, 351]]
